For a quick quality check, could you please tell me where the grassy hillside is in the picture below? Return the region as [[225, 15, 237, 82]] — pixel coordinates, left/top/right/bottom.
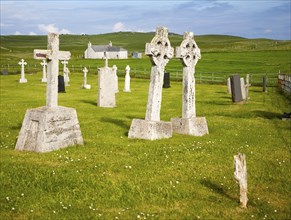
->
[[1, 32, 290, 82]]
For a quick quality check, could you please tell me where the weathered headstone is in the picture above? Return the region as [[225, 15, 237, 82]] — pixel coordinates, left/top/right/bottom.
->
[[128, 27, 173, 140], [240, 78, 247, 100], [171, 32, 208, 136], [245, 74, 250, 99], [227, 77, 231, 94], [40, 59, 47, 82], [98, 52, 116, 107], [82, 67, 91, 89], [15, 33, 83, 152], [58, 75, 65, 93], [113, 65, 119, 93], [123, 65, 131, 92], [163, 72, 170, 88], [64, 67, 70, 86], [234, 153, 248, 209], [230, 75, 243, 103], [18, 59, 27, 83]]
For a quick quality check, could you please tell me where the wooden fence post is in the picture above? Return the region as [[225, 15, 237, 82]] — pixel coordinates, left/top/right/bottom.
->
[[234, 153, 248, 208]]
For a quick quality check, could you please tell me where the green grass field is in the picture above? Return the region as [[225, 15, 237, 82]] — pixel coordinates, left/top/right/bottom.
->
[[0, 33, 291, 219], [0, 71, 290, 219]]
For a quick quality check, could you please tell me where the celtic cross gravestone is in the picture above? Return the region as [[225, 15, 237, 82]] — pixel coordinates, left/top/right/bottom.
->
[[171, 32, 208, 136], [128, 27, 173, 140]]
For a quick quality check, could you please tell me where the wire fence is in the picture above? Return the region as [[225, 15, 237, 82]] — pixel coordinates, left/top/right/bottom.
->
[[1, 63, 287, 88]]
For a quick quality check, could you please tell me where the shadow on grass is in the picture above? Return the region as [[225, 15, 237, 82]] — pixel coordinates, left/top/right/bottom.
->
[[100, 117, 129, 130], [252, 110, 282, 119], [200, 179, 237, 202], [11, 123, 22, 130], [81, 100, 97, 106]]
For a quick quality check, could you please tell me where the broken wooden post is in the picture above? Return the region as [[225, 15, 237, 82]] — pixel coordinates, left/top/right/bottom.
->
[[234, 153, 248, 208]]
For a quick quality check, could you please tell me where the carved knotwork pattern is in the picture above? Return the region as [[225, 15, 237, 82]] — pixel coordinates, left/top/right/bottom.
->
[[178, 32, 201, 67], [146, 27, 174, 67]]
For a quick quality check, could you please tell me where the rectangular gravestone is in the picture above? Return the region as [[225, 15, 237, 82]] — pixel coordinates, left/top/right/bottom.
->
[[230, 75, 243, 103], [58, 75, 66, 93], [163, 72, 170, 88], [98, 67, 116, 107]]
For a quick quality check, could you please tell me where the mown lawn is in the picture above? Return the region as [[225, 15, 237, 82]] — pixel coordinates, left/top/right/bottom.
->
[[0, 72, 290, 219]]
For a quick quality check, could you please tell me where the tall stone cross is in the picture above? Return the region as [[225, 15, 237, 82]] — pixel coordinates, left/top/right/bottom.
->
[[61, 60, 68, 74], [18, 59, 27, 83], [40, 59, 47, 82], [176, 32, 201, 118], [34, 33, 71, 108], [145, 27, 174, 121], [83, 67, 88, 86]]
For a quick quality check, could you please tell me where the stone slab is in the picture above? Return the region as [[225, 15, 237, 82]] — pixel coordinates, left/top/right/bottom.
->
[[171, 117, 208, 136], [128, 119, 172, 140], [15, 106, 83, 152], [98, 67, 116, 107]]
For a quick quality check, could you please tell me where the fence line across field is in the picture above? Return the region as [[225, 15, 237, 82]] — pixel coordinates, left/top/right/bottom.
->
[[1, 63, 287, 87]]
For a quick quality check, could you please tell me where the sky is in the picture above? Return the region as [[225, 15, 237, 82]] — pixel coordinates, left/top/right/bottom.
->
[[1, 0, 290, 40]]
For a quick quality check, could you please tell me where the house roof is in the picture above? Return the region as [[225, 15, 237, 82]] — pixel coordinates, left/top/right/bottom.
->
[[91, 45, 127, 52]]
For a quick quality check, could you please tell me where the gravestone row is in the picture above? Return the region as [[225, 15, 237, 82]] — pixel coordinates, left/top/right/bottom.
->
[[15, 28, 207, 153]]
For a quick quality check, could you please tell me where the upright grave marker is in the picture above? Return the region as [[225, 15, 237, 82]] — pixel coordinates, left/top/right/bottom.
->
[[82, 67, 91, 89], [18, 59, 27, 83], [171, 32, 208, 136], [234, 153, 248, 209], [15, 33, 83, 152], [113, 65, 119, 93], [123, 65, 131, 92], [40, 59, 47, 82], [98, 52, 116, 107], [128, 27, 173, 140], [62, 60, 69, 86], [230, 74, 243, 103]]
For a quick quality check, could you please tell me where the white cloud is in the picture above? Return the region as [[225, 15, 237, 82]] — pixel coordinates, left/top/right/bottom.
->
[[264, 29, 272, 34], [29, 32, 37, 35], [38, 24, 72, 34], [14, 31, 21, 35], [112, 22, 145, 33], [112, 22, 129, 32]]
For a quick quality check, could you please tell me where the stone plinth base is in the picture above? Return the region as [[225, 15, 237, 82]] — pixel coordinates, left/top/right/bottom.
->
[[123, 89, 131, 92], [128, 119, 172, 140], [41, 78, 47, 83], [15, 106, 83, 153], [19, 78, 27, 83], [83, 84, 91, 89], [171, 117, 208, 136]]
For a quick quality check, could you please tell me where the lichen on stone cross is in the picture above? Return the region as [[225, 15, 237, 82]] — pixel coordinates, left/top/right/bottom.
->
[[176, 32, 201, 68], [34, 32, 71, 108], [145, 27, 174, 70]]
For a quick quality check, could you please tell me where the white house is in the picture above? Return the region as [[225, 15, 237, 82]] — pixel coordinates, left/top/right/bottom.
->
[[84, 41, 128, 59]]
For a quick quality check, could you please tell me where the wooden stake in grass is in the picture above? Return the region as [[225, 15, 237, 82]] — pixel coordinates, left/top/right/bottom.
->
[[234, 153, 248, 208]]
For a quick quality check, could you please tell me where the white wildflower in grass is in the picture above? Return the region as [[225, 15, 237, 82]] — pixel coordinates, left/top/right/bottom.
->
[[21, 193, 24, 197], [6, 197, 10, 202], [11, 207, 15, 211], [30, 210, 33, 212], [53, 210, 56, 214], [137, 214, 140, 218], [274, 210, 277, 213]]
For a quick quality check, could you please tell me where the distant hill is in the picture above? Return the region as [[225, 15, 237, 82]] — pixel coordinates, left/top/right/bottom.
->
[[1, 32, 290, 63]]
